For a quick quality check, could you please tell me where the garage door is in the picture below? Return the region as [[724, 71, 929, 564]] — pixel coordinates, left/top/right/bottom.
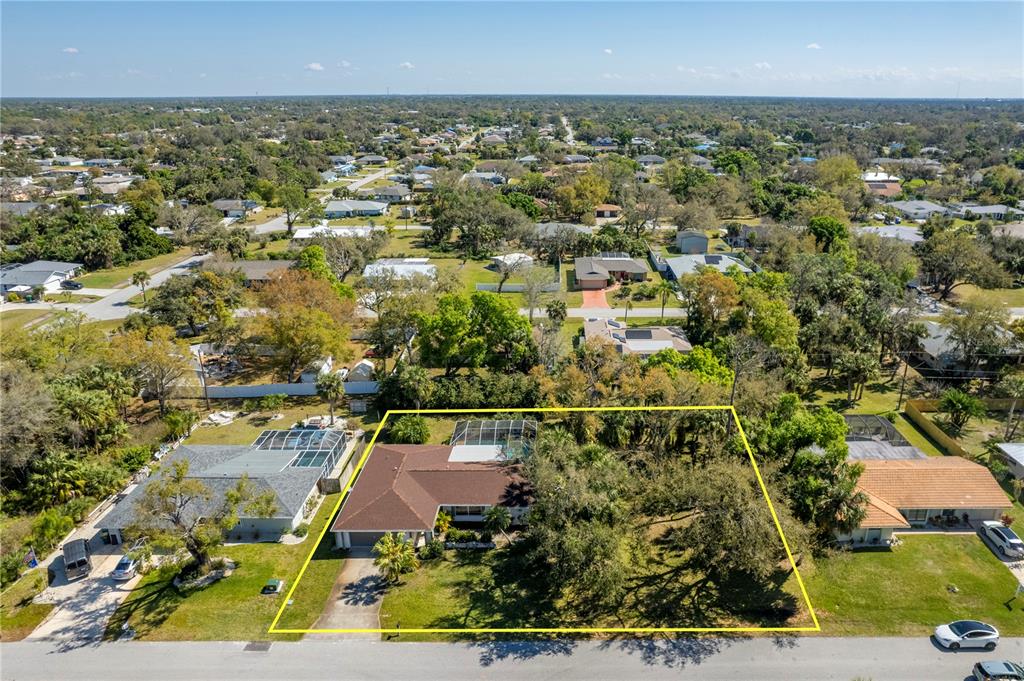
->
[[348, 531, 387, 546]]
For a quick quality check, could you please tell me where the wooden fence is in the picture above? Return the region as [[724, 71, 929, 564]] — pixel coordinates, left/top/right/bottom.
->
[[903, 398, 1018, 458]]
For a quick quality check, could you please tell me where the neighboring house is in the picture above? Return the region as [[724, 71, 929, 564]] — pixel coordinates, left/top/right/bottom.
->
[[689, 154, 714, 171], [664, 254, 752, 280], [563, 154, 591, 164], [369, 185, 412, 203], [0, 201, 42, 217], [675, 229, 710, 254], [331, 420, 535, 548], [100, 429, 348, 544], [861, 171, 903, 198], [950, 204, 1024, 221], [593, 137, 617, 148], [362, 258, 436, 279], [292, 225, 374, 242], [534, 222, 593, 238], [837, 457, 1009, 547], [329, 154, 355, 166], [355, 154, 388, 166], [224, 259, 296, 286], [583, 318, 692, 357], [913, 320, 1019, 374], [480, 134, 506, 146], [0, 260, 82, 295], [725, 224, 770, 250], [323, 200, 388, 218], [997, 443, 1024, 479], [320, 170, 338, 183], [516, 154, 539, 165], [300, 356, 334, 383], [52, 156, 84, 166], [573, 253, 648, 289], [211, 199, 259, 218], [84, 158, 122, 167], [491, 253, 533, 269], [461, 171, 506, 186], [887, 200, 948, 220], [854, 225, 923, 244], [636, 154, 666, 167], [595, 203, 621, 219]]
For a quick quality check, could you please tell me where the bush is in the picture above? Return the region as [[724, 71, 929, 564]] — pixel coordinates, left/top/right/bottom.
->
[[163, 408, 198, 440], [389, 415, 430, 444], [259, 394, 287, 412], [293, 522, 309, 538], [79, 461, 125, 499], [0, 553, 24, 589], [419, 538, 444, 560], [30, 508, 75, 555], [60, 496, 96, 523], [116, 445, 155, 474], [6, 292, 21, 303], [446, 528, 478, 543]]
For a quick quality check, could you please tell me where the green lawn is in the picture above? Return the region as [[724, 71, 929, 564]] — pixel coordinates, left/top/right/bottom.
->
[[106, 493, 344, 641], [803, 535, 1024, 636], [0, 308, 49, 332], [43, 292, 102, 304], [185, 398, 332, 446], [377, 232, 435, 258], [0, 569, 54, 642], [805, 368, 906, 414], [892, 414, 944, 456], [957, 284, 1024, 309], [75, 248, 195, 289]]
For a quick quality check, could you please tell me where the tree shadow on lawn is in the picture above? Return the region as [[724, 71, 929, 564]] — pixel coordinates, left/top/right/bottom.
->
[[103, 576, 184, 641]]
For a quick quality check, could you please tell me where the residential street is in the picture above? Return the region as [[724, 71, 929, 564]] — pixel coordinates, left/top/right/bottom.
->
[[3, 636, 1020, 680], [522, 306, 687, 319]]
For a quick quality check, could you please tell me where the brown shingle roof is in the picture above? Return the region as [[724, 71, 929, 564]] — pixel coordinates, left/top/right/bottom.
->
[[856, 457, 1008, 516], [331, 444, 530, 533]]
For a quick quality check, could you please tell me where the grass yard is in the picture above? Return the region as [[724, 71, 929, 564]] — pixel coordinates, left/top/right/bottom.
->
[[106, 493, 344, 641], [43, 292, 102, 304], [803, 535, 1024, 636], [378, 231, 435, 258], [0, 569, 54, 642], [247, 238, 294, 256], [956, 284, 1024, 309], [0, 308, 49, 332], [185, 398, 332, 446], [75, 247, 194, 289], [804, 367, 907, 414], [924, 411, 1010, 459]]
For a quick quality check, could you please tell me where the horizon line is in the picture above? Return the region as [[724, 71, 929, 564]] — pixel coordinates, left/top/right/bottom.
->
[[3, 93, 1023, 102]]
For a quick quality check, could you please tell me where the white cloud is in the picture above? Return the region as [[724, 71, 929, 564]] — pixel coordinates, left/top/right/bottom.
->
[[676, 65, 697, 74], [399, 61, 415, 70], [806, 42, 822, 49], [339, 60, 351, 68], [603, 48, 613, 55], [601, 72, 622, 80], [304, 62, 325, 71], [61, 47, 79, 54], [754, 62, 772, 71]]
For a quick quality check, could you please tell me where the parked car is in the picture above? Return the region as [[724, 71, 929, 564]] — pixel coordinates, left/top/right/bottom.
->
[[934, 620, 1000, 650], [981, 521, 1024, 558], [60, 280, 84, 290], [974, 660, 1024, 681], [110, 555, 138, 581], [62, 539, 92, 581]]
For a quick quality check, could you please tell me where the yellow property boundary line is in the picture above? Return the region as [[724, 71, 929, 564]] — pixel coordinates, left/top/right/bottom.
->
[[268, 405, 821, 635]]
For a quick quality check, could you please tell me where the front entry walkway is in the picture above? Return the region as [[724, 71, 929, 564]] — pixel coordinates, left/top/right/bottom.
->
[[310, 549, 384, 639]]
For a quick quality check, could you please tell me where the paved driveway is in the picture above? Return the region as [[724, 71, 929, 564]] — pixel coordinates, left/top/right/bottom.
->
[[27, 549, 141, 646], [581, 288, 609, 308], [311, 549, 384, 638]]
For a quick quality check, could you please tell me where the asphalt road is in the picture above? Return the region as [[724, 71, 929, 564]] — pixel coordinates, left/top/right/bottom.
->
[[3, 637, 1020, 681]]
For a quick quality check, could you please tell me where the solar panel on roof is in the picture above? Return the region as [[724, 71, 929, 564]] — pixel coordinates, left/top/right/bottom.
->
[[624, 329, 653, 339]]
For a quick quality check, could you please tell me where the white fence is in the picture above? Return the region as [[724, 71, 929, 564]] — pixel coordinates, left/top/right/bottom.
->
[[204, 381, 378, 399]]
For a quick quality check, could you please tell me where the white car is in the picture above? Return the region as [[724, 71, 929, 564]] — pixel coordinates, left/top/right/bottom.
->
[[933, 620, 999, 650], [982, 521, 1024, 559], [110, 555, 138, 581]]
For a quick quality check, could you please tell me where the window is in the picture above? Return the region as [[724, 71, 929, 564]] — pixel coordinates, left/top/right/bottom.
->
[[905, 509, 928, 522]]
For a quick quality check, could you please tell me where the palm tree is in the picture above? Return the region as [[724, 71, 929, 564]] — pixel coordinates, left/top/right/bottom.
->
[[372, 532, 419, 583], [315, 372, 345, 425], [1012, 478, 1024, 504], [654, 279, 676, 322], [434, 510, 452, 535], [623, 299, 634, 324], [131, 270, 152, 302], [483, 506, 512, 543]]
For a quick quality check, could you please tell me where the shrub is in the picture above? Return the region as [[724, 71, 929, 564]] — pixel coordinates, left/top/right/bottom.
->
[[30, 508, 75, 555], [389, 415, 430, 444], [163, 409, 198, 440], [79, 461, 125, 499], [880, 411, 898, 423], [293, 522, 309, 538], [446, 528, 478, 543], [60, 496, 96, 523], [116, 445, 155, 473], [6, 293, 21, 303], [939, 389, 986, 431], [0, 553, 24, 589], [419, 538, 444, 560], [259, 394, 287, 412]]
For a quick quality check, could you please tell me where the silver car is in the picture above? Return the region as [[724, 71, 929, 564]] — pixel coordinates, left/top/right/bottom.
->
[[110, 555, 138, 581], [934, 620, 999, 650], [982, 521, 1024, 559]]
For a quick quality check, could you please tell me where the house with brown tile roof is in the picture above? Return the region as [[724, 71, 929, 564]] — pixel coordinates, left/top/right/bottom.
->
[[331, 443, 531, 548], [837, 457, 1009, 547]]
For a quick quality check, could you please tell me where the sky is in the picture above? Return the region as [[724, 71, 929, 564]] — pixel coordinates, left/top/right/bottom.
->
[[2, 1, 1022, 99]]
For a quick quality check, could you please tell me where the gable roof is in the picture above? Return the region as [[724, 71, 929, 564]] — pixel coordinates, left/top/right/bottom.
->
[[331, 444, 530, 532]]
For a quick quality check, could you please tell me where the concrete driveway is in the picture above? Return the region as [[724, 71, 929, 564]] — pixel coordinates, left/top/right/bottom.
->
[[311, 549, 384, 638], [27, 549, 141, 647]]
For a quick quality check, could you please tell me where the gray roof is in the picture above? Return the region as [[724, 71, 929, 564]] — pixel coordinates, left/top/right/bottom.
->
[[665, 254, 751, 278], [100, 444, 323, 531], [636, 154, 666, 164], [887, 200, 947, 215], [0, 260, 81, 288], [534, 222, 593, 237], [855, 225, 924, 243], [0, 202, 41, 216], [325, 199, 388, 213], [229, 260, 296, 281], [574, 255, 648, 279], [997, 443, 1024, 468], [13, 260, 81, 273]]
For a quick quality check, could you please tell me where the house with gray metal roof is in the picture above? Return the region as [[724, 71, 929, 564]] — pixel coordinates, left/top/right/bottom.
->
[[583, 318, 691, 357], [887, 200, 948, 220], [0, 260, 82, 294], [362, 257, 436, 279], [574, 253, 648, 289], [664, 254, 751, 280]]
